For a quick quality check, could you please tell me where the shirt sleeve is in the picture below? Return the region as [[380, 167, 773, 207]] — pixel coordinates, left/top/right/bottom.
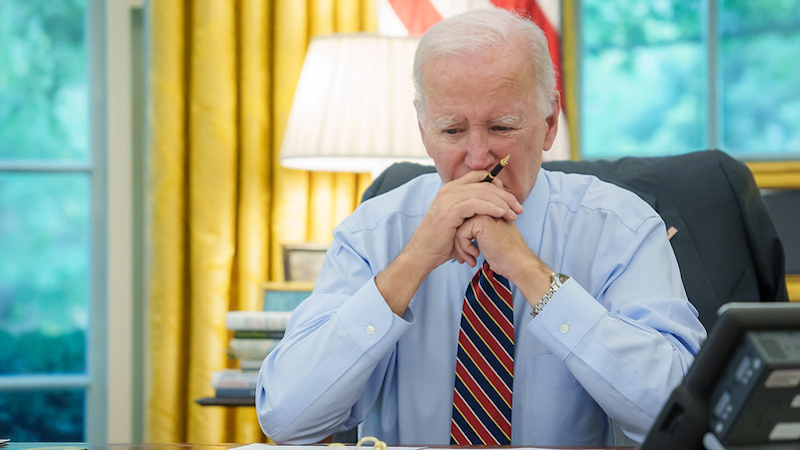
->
[[256, 239, 413, 444], [527, 215, 706, 443]]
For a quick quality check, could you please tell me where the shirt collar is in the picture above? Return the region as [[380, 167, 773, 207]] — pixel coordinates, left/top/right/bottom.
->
[[515, 167, 550, 255]]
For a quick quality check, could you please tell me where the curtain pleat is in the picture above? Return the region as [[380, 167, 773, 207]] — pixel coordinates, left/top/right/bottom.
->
[[232, 0, 273, 441], [562, 0, 579, 159], [269, 0, 311, 281], [147, 0, 374, 443], [147, 0, 188, 442], [185, 0, 238, 442]]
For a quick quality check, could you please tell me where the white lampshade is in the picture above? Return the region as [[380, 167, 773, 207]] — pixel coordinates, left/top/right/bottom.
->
[[279, 34, 432, 175]]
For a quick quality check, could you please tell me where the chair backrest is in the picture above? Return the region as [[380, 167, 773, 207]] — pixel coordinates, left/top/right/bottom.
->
[[361, 149, 789, 330]]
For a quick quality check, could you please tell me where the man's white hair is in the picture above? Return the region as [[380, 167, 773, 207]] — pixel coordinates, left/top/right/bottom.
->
[[413, 7, 557, 121]]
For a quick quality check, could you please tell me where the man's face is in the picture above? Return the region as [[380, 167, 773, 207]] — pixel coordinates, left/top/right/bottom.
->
[[417, 47, 559, 205]]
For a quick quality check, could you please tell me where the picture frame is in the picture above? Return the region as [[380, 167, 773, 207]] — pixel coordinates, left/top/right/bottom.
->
[[282, 243, 329, 282], [261, 281, 314, 311]]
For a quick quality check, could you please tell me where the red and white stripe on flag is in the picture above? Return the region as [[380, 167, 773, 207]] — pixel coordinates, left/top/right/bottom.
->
[[379, 0, 570, 161]]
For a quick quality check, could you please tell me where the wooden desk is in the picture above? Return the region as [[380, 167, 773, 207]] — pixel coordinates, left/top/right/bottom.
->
[[1, 445, 233, 450], [0, 443, 636, 450]]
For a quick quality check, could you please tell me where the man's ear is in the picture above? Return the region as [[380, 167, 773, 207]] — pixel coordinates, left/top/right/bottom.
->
[[415, 99, 424, 137], [542, 92, 560, 152]]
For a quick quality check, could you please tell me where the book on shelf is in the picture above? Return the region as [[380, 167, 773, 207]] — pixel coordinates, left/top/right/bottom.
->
[[226, 310, 292, 331], [209, 368, 262, 400], [239, 358, 264, 371], [215, 387, 256, 398], [228, 337, 281, 361], [211, 369, 259, 390], [262, 281, 313, 311], [234, 329, 285, 339]]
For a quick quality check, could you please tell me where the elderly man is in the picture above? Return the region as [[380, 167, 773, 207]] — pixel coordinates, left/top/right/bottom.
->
[[256, 7, 705, 447]]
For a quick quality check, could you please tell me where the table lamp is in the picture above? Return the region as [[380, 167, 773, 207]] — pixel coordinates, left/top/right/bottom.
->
[[279, 34, 431, 177]]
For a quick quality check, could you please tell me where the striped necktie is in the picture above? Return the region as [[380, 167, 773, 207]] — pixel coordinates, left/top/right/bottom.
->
[[450, 261, 514, 445]]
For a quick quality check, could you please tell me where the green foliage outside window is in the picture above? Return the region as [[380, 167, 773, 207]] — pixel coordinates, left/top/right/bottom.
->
[[581, 0, 800, 160], [0, 0, 89, 441], [0, 0, 87, 160], [0, 326, 86, 375], [720, 0, 800, 157], [0, 174, 90, 346], [0, 390, 84, 441]]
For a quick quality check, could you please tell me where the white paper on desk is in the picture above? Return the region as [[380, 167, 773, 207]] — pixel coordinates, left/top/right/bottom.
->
[[232, 445, 424, 450], [232, 444, 603, 450]]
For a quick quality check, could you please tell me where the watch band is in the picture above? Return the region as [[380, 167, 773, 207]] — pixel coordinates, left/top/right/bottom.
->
[[531, 272, 570, 318]]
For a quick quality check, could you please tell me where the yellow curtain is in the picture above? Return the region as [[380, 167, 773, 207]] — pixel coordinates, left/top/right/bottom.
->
[[561, 0, 579, 160], [146, 0, 375, 443]]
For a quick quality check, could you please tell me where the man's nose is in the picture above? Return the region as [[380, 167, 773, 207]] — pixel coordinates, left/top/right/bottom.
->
[[464, 130, 493, 170]]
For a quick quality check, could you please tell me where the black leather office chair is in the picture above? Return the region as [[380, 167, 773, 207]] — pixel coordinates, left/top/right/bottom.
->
[[361, 149, 789, 330]]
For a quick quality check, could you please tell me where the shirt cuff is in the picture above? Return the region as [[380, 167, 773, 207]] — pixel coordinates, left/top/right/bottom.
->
[[527, 278, 606, 361], [336, 276, 414, 358]]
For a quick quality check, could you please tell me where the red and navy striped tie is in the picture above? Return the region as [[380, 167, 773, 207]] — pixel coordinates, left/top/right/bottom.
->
[[450, 261, 514, 445]]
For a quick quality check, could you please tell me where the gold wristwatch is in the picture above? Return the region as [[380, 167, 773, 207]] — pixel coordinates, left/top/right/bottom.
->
[[531, 272, 570, 318]]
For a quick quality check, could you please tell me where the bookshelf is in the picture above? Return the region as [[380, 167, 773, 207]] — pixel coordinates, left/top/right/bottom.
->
[[196, 281, 313, 409], [195, 396, 255, 407]]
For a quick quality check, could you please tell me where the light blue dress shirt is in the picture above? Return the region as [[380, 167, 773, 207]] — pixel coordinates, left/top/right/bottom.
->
[[256, 168, 706, 447]]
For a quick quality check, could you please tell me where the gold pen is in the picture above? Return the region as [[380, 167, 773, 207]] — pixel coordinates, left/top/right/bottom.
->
[[483, 154, 511, 182]]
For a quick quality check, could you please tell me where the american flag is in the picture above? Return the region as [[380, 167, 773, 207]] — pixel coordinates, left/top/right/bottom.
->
[[378, 0, 570, 161]]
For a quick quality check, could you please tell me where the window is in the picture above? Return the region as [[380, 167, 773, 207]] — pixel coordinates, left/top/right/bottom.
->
[[0, 0, 105, 440], [580, 0, 800, 161]]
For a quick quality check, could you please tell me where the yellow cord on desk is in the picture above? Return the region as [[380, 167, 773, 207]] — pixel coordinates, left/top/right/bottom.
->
[[356, 437, 387, 450], [325, 436, 386, 450]]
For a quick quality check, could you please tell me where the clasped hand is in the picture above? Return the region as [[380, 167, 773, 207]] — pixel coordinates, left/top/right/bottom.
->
[[406, 170, 527, 277], [377, 169, 553, 316]]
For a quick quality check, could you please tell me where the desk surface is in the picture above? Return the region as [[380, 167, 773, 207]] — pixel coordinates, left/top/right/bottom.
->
[[1, 445, 233, 450], [0, 443, 636, 450]]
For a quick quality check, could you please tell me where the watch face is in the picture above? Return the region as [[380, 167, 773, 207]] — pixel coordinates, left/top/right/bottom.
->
[[557, 274, 570, 284]]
